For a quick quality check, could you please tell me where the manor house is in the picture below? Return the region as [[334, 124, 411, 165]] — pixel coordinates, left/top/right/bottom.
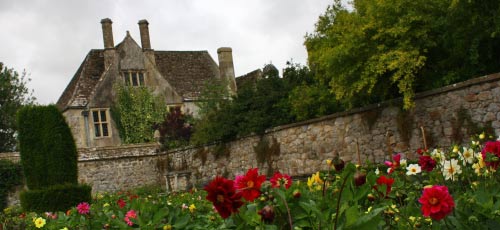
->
[[56, 18, 238, 148]]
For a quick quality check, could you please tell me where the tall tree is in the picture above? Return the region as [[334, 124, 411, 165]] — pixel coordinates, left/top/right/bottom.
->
[[306, 0, 500, 109], [0, 63, 36, 152]]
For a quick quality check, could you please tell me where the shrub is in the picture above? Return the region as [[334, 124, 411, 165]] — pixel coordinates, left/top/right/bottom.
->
[[20, 183, 91, 212], [17, 105, 78, 189], [0, 159, 22, 210]]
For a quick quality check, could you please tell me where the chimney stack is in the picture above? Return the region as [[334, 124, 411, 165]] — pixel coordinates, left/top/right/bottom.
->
[[217, 47, 237, 95], [138, 19, 151, 50], [100, 18, 114, 49]]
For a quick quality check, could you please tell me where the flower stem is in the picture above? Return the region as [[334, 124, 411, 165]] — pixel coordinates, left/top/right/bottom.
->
[[275, 190, 293, 230], [334, 171, 351, 230]]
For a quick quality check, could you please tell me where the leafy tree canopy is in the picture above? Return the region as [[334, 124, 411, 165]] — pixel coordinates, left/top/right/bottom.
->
[[306, 0, 500, 109], [0, 63, 36, 152]]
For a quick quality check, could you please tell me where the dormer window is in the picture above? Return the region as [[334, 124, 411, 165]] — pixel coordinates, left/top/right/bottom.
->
[[122, 70, 145, 86]]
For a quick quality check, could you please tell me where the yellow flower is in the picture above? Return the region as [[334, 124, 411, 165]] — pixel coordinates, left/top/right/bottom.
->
[[34, 217, 46, 228], [409, 216, 416, 222], [189, 204, 196, 213], [307, 172, 323, 191], [326, 159, 332, 167], [452, 145, 459, 153], [103, 203, 110, 208], [163, 224, 173, 230], [96, 193, 104, 200], [479, 132, 485, 140], [60, 228, 69, 230], [472, 154, 486, 176]]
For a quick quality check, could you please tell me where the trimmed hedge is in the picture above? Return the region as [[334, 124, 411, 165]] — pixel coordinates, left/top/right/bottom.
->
[[17, 105, 78, 189], [0, 159, 22, 210], [20, 183, 92, 212]]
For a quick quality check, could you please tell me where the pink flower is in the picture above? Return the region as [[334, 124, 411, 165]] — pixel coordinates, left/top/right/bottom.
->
[[384, 153, 401, 174], [234, 168, 266, 201], [418, 185, 455, 220], [270, 172, 292, 189], [76, 202, 90, 215], [124, 210, 137, 226]]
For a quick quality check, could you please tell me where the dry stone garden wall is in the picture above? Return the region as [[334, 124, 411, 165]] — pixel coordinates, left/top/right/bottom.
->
[[2, 73, 500, 196]]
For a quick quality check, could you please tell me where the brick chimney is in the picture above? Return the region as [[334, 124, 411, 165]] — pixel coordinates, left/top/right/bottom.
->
[[217, 47, 237, 95], [138, 19, 151, 50], [100, 18, 114, 49]]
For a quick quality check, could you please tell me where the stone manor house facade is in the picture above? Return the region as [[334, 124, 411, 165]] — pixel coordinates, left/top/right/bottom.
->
[[56, 18, 244, 149]]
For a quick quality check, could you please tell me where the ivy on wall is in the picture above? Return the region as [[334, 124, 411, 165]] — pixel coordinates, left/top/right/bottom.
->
[[0, 159, 22, 210], [111, 84, 166, 144]]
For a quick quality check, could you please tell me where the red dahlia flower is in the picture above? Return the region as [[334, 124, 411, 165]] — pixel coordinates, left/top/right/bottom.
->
[[205, 176, 243, 219], [418, 185, 455, 220], [375, 175, 395, 197], [117, 198, 126, 209], [481, 141, 500, 169], [418, 155, 437, 172], [270, 172, 292, 189], [234, 168, 266, 201]]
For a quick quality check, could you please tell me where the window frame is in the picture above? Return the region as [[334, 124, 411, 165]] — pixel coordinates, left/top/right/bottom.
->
[[91, 108, 111, 138], [122, 70, 146, 86]]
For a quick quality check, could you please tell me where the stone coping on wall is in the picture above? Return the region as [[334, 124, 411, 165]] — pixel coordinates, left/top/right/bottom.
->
[[266, 72, 500, 135]]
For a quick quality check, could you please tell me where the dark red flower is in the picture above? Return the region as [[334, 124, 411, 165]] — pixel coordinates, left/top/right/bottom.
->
[[375, 175, 395, 197], [333, 156, 345, 172], [234, 168, 266, 201], [481, 141, 500, 169], [418, 185, 455, 221], [354, 171, 366, 186], [117, 198, 126, 209], [270, 172, 292, 189], [205, 176, 243, 219], [258, 205, 275, 223], [418, 155, 437, 172]]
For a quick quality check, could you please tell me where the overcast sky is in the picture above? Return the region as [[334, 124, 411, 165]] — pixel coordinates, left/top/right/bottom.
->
[[0, 0, 332, 104]]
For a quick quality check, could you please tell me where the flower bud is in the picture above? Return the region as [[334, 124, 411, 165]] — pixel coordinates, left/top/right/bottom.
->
[[258, 205, 275, 223], [367, 193, 376, 202], [293, 189, 301, 198], [354, 171, 366, 186]]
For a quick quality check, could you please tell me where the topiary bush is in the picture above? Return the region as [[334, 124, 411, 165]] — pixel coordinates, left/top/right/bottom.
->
[[20, 183, 91, 212], [16, 105, 90, 212], [0, 159, 22, 210], [17, 105, 78, 189]]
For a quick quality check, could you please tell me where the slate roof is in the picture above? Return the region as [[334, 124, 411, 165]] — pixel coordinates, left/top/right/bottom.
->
[[56, 49, 105, 110], [57, 49, 220, 110], [155, 51, 220, 99], [236, 69, 262, 89]]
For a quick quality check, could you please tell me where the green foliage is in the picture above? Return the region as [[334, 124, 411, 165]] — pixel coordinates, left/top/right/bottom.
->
[[253, 137, 281, 176], [306, 0, 500, 109], [192, 63, 304, 145], [17, 105, 78, 190], [20, 184, 91, 212], [0, 160, 22, 210], [111, 84, 166, 144], [0, 63, 36, 152]]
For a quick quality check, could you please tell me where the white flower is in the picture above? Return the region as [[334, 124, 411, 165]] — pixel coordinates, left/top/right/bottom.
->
[[406, 164, 421, 175], [431, 149, 446, 165], [442, 159, 462, 180], [375, 168, 380, 175], [459, 147, 476, 164], [400, 159, 407, 167]]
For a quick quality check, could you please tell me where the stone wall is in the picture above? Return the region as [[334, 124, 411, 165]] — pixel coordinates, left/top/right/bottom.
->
[[1, 73, 500, 197]]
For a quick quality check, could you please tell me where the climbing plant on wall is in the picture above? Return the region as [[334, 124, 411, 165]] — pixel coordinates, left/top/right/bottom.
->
[[111, 84, 167, 144]]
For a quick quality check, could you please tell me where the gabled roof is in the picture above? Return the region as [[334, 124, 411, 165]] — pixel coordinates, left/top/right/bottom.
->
[[57, 47, 221, 110], [56, 49, 105, 110], [155, 51, 220, 99]]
